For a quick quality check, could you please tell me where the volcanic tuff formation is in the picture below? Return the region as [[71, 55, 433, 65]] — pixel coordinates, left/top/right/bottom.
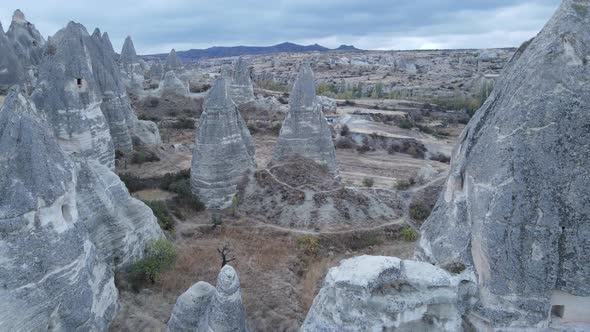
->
[[272, 63, 338, 174], [160, 70, 190, 97], [148, 60, 164, 81], [119, 35, 146, 91], [302, 256, 476, 331], [229, 57, 255, 105], [32, 22, 160, 161], [6, 10, 44, 70], [167, 265, 249, 332], [0, 21, 25, 91], [416, 0, 590, 328], [191, 77, 256, 209], [0, 87, 163, 331], [165, 48, 183, 72]]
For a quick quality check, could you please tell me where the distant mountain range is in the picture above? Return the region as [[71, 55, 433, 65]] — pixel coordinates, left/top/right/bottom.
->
[[144, 42, 362, 61]]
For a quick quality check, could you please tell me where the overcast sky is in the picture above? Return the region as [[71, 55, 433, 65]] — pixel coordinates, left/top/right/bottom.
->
[[1, 0, 561, 54]]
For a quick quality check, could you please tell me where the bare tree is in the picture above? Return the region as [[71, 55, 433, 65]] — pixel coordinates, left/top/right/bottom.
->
[[217, 243, 236, 268]]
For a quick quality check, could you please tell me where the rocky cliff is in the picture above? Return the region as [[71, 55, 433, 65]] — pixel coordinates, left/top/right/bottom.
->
[[417, 0, 590, 328], [272, 63, 338, 174], [0, 87, 163, 331], [167, 265, 249, 332], [191, 77, 256, 209]]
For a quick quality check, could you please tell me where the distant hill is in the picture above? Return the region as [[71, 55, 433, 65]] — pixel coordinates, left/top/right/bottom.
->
[[144, 42, 362, 61]]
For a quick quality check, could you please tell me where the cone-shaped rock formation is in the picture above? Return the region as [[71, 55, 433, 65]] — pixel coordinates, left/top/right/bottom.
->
[[272, 63, 338, 174], [229, 57, 255, 105], [191, 77, 255, 209]]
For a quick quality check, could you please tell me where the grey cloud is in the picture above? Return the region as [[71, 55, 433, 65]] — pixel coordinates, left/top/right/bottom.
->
[[0, 0, 561, 54]]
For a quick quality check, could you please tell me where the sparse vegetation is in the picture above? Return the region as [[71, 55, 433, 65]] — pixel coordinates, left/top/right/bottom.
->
[[271, 122, 282, 135], [400, 227, 418, 242], [144, 201, 174, 231], [131, 150, 160, 164], [297, 235, 320, 256], [409, 202, 432, 222], [129, 239, 177, 286], [362, 177, 375, 187], [170, 118, 195, 129], [257, 80, 289, 92], [396, 177, 416, 190], [340, 124, 350, 137], [335, 137, 356, 149]]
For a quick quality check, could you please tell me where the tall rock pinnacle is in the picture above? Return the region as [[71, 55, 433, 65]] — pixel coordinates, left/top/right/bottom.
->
[[272, 63, 338, 174], [6, 9, 44, 69], [120, 35, 138, 64], [417, 0, 590, 328], [229, 57, 255, 105], [164, 48, 183, 72], [191, 77, 256, 209], [0, 19, 24, 91]]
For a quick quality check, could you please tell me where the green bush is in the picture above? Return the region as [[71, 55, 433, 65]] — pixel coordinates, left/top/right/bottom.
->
[[398, 118, 414, 129], [362, 177, 375, 187], [145, 201, 174, 231], [271, 123, 282, 135], [409, 202, 432, 222], [131, 150, 160, 164], [167, 178, 205, 212], [171, 118, 195, 129], [297, 235, 320, 256], [130, 239, 177, 284], [400, 227, 418, 242]]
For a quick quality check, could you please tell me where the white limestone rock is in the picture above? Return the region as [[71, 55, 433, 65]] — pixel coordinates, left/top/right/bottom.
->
[[159, 70, 190, 97]]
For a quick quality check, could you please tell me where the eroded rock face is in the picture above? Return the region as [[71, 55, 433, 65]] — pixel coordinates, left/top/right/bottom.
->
[[417, 0, 590, 328], [6, 9, 44, 69], [0, 87, 163, 331], [0, 20, 25, 91], [167, 265, 249, 332], [159, 70, 190, 97], [191, 78, 255, 209], [302, 256, 476, 332], [165, 48, 183, 73], [31, 23, 116, 168], [272, 63, 338, 174], [229, 57, 255, 105], [119, 35, 146, 92], [148, 60, 164, 81]]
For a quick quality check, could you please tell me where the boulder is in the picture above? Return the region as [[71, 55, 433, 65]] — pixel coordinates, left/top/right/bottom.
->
[[417, 0, 590, 329], [272, 63, 338, 174], [167, 265, 249, 332], [229, 57, 255, 105], [0, 87, 163, 331], [301, 256, 476, 331], [191, 77, 255, 209]]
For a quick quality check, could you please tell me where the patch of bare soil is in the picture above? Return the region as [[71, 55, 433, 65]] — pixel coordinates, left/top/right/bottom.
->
[[110, 214, 417, 332]]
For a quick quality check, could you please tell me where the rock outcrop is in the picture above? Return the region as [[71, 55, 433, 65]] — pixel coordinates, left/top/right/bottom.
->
[[164, 48, 183, 72], [229, 57, 255, 105], [119, 35, 146, 91], [302, 256, 476, 331], [167, 265, 249, 332], [31, 23, 116, 168], [159, 70, 190, 97], [0, 87, 163, 331], [6, 9, 44, 69], [191, 77, 255, 209], [148, 60, 164, 81], [272, 63, 338, 174], [32, 23, 160, 160], [0, 20, 25, 92], [417, 0, 590, 329]]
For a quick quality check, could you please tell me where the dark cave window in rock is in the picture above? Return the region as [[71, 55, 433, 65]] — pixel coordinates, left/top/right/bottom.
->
[[76, 78, 83, 88], [551, 305, 565, 319]]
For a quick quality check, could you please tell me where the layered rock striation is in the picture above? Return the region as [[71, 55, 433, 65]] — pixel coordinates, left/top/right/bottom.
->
[[167, 265, 249, 332], [272, 63, 338, 174], [301, 256, 476, 331], [416, 0, 590, 328], [0, 87, 163, 331], [229, 57, 255, 105], [191, 77, 256, 209]]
